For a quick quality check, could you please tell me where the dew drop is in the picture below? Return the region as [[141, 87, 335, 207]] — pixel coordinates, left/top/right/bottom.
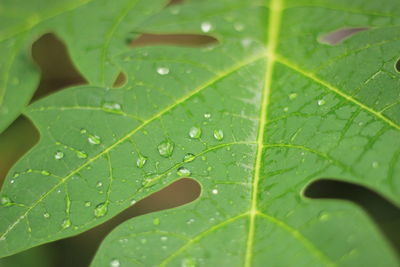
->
[[317, 99, 326, 106], [241, 38, 252, 48], [136, 155, 147, 168], [212, 189, 219, 195], [88, 135, 101, 145], [318, 211, 330, 222], [289, 93, 298, 100], [110, 259, 120, 267], [102, 102, 122, 111], [12, 172, 20, 178], [140, 238, 147, 244], [234, 22, 244, 31], [130, 199, 136, 205], [177, 167, 191, 176], [201, 21, 212, 33], [186, 218, 195, 224], [181, 257, 196, 267], [158, 139, 174, 157], [96, 182, 103, 188], [204, 113, 211, 119], [43, 212, 50, 218], [1, 196, 12, 206], [54, 151, 64, 160], [157, 67, 169, 75], [161, 236, 168, 242], [213, 129, 224, 141], [183, 153, 195, 163], [372, 161, 379, 168], [80, 128, 87, 134], [153, 218, 160, 226], [85, 201, 92, 207], [189, 127, 202, 139], [76, 150, 88, 159], [94, 202, 108, 217], [62, 219, 71, 229]]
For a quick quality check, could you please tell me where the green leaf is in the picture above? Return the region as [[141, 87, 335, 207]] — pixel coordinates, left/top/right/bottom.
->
[[1, 0, 400, 266]]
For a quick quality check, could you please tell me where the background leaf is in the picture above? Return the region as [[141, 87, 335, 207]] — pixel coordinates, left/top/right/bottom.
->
[[1, 0, 400, 266]]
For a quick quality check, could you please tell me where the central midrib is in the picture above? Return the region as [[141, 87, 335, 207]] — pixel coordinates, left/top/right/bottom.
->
[[244, 0, 283, 266]]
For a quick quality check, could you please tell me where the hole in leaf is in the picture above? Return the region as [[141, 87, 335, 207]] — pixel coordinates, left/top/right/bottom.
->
[[395, 58, 400, 73], [129, 33, 218, 48], [304, 178, 400, 254], [31, 33, 87, 101], [112, 72, 127, 88], [51, 178, 201, 267], [318, 27, 369, 45], [0, 116, 39, 188]]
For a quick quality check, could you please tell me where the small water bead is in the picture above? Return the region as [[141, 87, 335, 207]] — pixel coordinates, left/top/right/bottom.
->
[[140, 238, 147, 244], [94, 202, 108, 217], [130, 199, 136, 205], [212, 189, 219, 195], [186, 218, 195, 224], [181, 257, 196, 267], [102, 102, 122, 111], [157, 67, 169, 75], [80, 128, 87, 134], [207, 166, 212, 172], [183, 153, 195, 162], [153, 218, 160, 226], [213, 129, 224, 141], [317, 99, 326, 106], [372, 161, 379, 168], [54, 151, 64, 160], [318, 212, 330, 222], [85, 201, 92, 207], [289, 93, 298, 100], [43, 212, 50, 218], [76, 150, 88, 159], [62, 219, 71, 229], [96, 182, 103, 188], [189, 127, 201, 139], [88, 135, 101, 145], [177, 167, 191, 176], [158, 139, 174, 157], [12, 172, 20, 178], [136, 155, 147, 168], [241, 38, 252, 48], [204, 113, 211, 119], [1, 196, 12, 206], [283, 107, 289, 112], [110, 259, 121, 267], [234, 22, 244, 31], [161, 236, 168, 242], [201, 22, 212, 33], [41, 170, 50, 176]]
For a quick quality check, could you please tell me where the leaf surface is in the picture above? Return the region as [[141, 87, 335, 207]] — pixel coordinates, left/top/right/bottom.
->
[[1, 0, 400, 266]]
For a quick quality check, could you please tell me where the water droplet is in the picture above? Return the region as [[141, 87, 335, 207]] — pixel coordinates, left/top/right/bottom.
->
[[136, 155, 147, 168], [140, 238, 147, 244], [234, 22, 244, 31], [80, 128, 87, 134], [241, 38, 252, 48], [76, 150, 88, 159], [153, 218, 160, 226], [204, 113, 211, 119], [372, 161, 379, 168], [110, 259, 120, 267], [283, 107, 289, 112], [317, 99, 326, 106], [183, 153, 195, 162], [12, 172, 19, 178], [96, 182, 103, 188], [1, 196, 12, 206], [181, 257, 197, 267], [186, 218, 195, 224], [318, 212, 330, 222], [289, 93, 298, 100], [88, 135, 101, 145], [212, 189, 219, 195], [201, 22, 212, 33], [213, 129, 224, 141], [158, 139, 174, 157], [41, 170, 50, 176], [94, 202, 108, 217], [161, 236, 168, 242], [207, 166, 212, 172], [189, 127, 201, 139], [43, 212, 50, 218], [177, 167, 191, 176], [157, 67, 169, 75], [130, 199, 136, 205], [10, 179, 15, 184], [54, 151, 64, 160], [62, 219, 71, 229], [102, 102, 122, 111]]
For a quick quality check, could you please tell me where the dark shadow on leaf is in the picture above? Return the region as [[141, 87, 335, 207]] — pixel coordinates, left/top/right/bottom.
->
[[31, 33, 87, 101], [51, 178, 201, 267], [318, 27, 369, 45], [395, 58, 400, 73], [130, 33, 218, 48], [304, 178, 400, 256]]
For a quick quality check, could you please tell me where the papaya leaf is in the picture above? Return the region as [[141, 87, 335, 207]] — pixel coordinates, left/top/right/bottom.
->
[[1, 0, 400, 266]]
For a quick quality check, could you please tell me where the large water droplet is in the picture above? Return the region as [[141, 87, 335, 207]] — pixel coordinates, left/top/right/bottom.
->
[[110, 259, 120, 267], [183, 153, 195, 162], [54, 151, 64, 160], [88, 135, 101, 145], [157, 67, 169, 75], [1, 196, 12, 206], [213, 129, 224, 141], [201, 22, 212, 33], [177, 167, 191, 176], [158, 139, 174, 157], [61, 219, 71, 229], [189, 127, 201, 139], [136, 155, 147, 168], [94, 202, 108, 217]]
